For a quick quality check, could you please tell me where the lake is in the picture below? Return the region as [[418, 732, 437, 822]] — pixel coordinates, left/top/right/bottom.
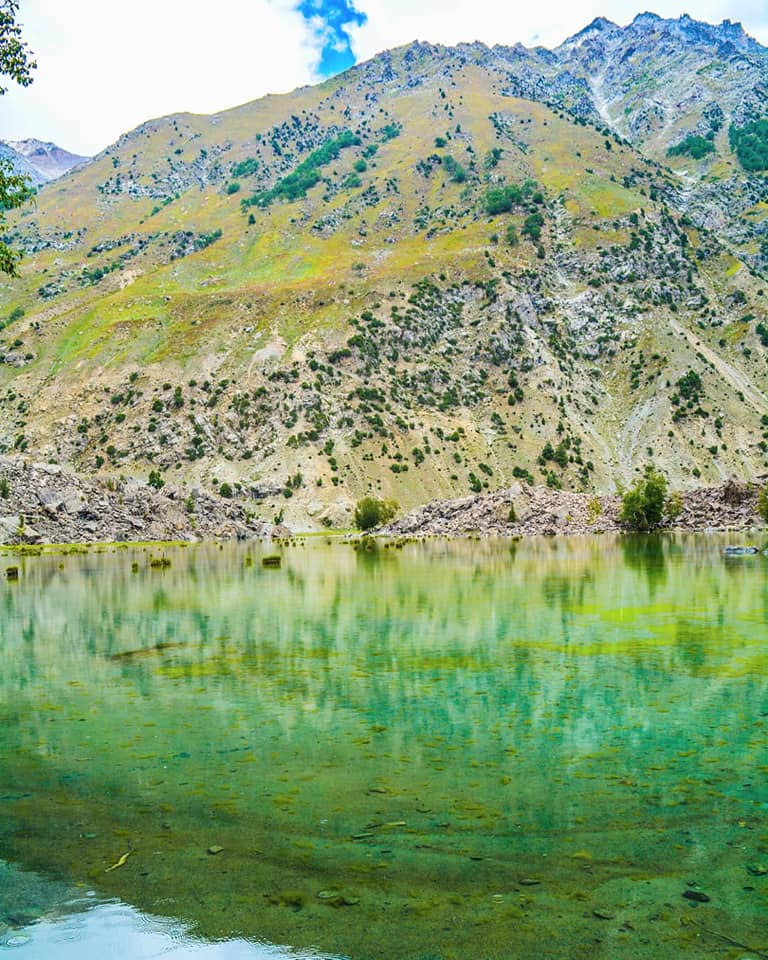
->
[[0, 534, 766, 959]]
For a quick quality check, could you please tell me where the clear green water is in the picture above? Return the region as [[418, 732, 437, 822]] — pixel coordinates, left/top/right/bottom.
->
[[0, 534, 766, 960]]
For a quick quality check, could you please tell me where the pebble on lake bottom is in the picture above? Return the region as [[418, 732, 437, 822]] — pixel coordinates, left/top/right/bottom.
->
[[682, 889, 710, 902]]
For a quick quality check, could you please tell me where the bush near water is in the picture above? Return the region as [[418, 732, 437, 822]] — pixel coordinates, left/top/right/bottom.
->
[[619, 466, 669, 531], [354, 497, 398, 531]]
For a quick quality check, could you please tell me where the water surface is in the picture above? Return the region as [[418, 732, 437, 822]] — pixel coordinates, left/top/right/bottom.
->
[[1, 534, 766, 959]]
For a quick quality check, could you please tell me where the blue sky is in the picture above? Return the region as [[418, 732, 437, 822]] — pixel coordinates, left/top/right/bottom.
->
[[298, 0, 367, 75], [1, 0, 767, 155]]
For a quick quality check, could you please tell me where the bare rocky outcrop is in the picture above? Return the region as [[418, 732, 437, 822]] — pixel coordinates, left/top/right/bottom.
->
[[0, 457, 275, 545], [381, 479, 766, 538]]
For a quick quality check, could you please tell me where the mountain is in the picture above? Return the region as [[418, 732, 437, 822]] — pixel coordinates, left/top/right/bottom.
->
[[1, 13, 768, 529], [0, 141, 47, 187], [0, 138, 89, 184]]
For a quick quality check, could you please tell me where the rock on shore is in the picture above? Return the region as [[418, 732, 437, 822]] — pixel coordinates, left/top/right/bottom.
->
[[381, 477, 766, 538], [0, 457, 275, 545]]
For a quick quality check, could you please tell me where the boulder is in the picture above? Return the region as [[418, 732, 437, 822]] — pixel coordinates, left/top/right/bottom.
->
[[38, 487, 65, 512], [0, 516, 23, 543], [60, 488, 86, 515], [32, 462, 63, 476], [250, 480, 284, 500], [0, 515, 41, 544]]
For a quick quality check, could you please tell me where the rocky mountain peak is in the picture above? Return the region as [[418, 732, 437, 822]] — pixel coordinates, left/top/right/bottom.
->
[[584, 16, 617, 31], [630, 11, 662, 27], [557, 16, 620, 53], [0, 138, 89, 183], [7, 138, 58, 157], [625, 11, 762, 54]]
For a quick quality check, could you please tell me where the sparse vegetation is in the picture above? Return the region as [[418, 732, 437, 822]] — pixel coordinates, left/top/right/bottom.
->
[[243, 130, 360, 207]]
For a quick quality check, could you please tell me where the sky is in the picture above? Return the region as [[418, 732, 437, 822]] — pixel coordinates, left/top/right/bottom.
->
[[1, 0, 767, 156]]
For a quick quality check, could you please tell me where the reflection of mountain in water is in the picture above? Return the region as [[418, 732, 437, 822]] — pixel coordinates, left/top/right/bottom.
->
[[1, 535, 766, 960], [1, 536, 764, 796]]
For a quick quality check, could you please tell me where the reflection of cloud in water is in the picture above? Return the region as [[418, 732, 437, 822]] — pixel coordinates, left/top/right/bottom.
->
[[7, 900, 339, 959]]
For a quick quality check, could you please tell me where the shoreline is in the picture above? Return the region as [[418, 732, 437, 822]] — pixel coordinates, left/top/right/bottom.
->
[[1, 525, 768, 556], [0, 455, 766, 548], [2, 523, 768, 555], [379, 475, 768, 540]]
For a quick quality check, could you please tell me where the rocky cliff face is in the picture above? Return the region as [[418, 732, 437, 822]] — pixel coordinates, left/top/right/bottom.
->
[[1, 14, 767, 531]]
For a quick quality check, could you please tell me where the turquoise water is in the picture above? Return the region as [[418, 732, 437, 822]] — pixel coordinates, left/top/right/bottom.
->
[[0, 534, 766, 959]]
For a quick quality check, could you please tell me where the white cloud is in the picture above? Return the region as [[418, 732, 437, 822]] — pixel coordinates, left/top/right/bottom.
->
[[1, 0, 766, 155], [0, 0, 320, 154]]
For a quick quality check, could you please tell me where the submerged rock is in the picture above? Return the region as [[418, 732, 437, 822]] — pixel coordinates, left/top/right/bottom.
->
[[682, 889, 711, 902]]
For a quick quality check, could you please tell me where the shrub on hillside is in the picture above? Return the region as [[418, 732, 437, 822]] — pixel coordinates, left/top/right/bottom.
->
[[442, 155, 466, 183], [729, 119, 768, 172], [148, 470, 164, 490], [665, 491, 683, 522], [522, 211, 544, 242], [668, 135, 715, 160]]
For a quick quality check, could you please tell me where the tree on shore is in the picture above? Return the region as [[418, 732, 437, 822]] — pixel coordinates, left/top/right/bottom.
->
[[619, 466, 668, 531], [0, 0, 36, 276], [354, 497, 397, 531], [757, 485, 768, 523]]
